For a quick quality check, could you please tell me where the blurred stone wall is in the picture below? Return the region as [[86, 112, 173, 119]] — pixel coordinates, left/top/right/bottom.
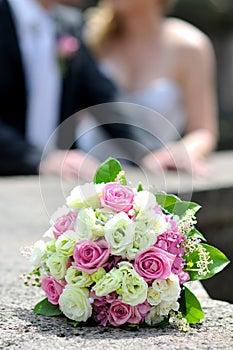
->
[[170, 0, 233, 150]]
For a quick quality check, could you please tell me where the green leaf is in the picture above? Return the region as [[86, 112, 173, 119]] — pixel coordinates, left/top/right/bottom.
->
[[94, 158, 122, 184], [179, 286, 204, 324], [146, 317, 170, 328], [155, 193, 201, 217], [155, 193, 181, 209], [167, 201, 201, 218], [123, 324, 140, 331], [184, 250, 200, 281], [67, 320, 80, 328], [199, 244, 230, 280], [33, 298, 62, 317], [187, 228, 206, 242], [184, 244, 230, 281], [137, 182, 143, 192]]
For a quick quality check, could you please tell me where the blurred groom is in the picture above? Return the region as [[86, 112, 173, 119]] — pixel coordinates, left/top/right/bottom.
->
[[0, 0, 116, 178]]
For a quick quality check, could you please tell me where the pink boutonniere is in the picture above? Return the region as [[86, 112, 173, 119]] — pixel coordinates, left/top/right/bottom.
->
[[57, 35, 79, 76]]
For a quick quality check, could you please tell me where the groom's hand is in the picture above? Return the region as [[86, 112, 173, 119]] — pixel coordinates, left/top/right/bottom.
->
[[39, 149, 99, 180]]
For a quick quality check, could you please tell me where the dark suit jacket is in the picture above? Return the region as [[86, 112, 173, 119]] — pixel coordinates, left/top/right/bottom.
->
[[0, 0, 116, 175]]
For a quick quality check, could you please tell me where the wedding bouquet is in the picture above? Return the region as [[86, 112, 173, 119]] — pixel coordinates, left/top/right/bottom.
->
[[23, 158, 229, 330]]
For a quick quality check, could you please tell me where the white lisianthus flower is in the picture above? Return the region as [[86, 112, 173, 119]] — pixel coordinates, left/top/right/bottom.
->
[[151, 273, 181, 303], [65, 266, 93, 287], [74, 208, 102, 241], [45, 239, 56, 255], [155, 300, 180, 317], [145, 307, 165, 326], [136, 210, 168, 236], [95, 208, 114, 223], [49, 205, 71, 225], [46, 253, 68, 279], [134, 191, 168, 236], [30, 240, 46, 266], [133, 190, 157, 212], [118, 262, 148, 306], [147, 287, 162, 306], [93, 268, 122, 296], [126, 221, 157, 260], [75, 208, 95, 240], [104, 212, 134, 257], [59, 285, 92, 322], [91, 267, 106, 283], [56, 230, 79, 257], [66, 182, 103, 210], [147, 274, 181, 316], [145, 273, 181, 325]]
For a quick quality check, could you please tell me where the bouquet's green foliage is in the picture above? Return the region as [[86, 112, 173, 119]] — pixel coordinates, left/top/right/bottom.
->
[[137, 182, 143, 192], [123, 324, 140, 331], [33, 298, 62, 316], [155, 193, 201, 217], [179, 286, 204, 324], [146, 317, 170, 328], [185, 244, 230, 281], [67, 320, 80, 328], [94, 158, 122, 184], [187, 228, 206, 241]]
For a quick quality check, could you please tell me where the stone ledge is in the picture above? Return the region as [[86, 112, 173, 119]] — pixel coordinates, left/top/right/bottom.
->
[[0, 151, 232, 349], [0, 296, 232, 350]]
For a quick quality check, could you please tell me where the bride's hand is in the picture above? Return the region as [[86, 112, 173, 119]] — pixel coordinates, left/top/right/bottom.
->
[[141, 142, 212, 177], [39, 149, 99, 180]]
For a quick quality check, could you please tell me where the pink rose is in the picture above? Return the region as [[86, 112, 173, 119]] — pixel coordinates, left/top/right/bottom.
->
[[109, 300, 133, 326], [137, 301, 151, 320], [57, 35, 79, 58], [101, 182, 134, 213], [41, 276, 65, 305], [73, 239, 110, 274], [127, 306, 142, 325], [52, 211, 77, 239], [134, 247, 176, 282]]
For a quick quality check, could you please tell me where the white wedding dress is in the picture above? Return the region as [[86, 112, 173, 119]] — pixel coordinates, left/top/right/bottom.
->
[[76, 68, 187, 162]]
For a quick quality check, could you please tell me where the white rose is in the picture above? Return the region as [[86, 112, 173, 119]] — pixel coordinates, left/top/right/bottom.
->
[[66, 182, 103, 210], [59, 285, 92, 322], [104, 212, 134, 257]]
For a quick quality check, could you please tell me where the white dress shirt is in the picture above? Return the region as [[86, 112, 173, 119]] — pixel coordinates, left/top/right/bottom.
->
[[8, 0, 61, 150]]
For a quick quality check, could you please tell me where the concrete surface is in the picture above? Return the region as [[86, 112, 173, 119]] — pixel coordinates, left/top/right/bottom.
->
[[0, 151, 233, 349]]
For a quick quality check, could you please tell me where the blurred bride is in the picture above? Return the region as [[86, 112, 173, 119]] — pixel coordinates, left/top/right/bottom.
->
[[80, 0, 218, 175]]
